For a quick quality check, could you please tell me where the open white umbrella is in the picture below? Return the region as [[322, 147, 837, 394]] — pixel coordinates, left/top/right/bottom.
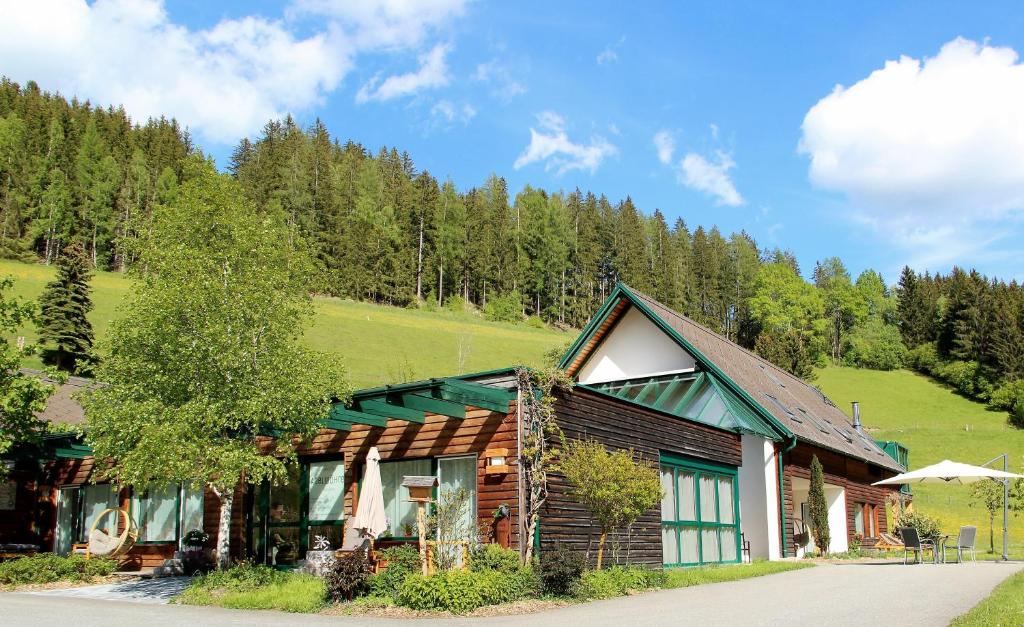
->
[[873, 459, 1024, 485], [874, 457, 1023, 561], [350, 447, 388, 540]]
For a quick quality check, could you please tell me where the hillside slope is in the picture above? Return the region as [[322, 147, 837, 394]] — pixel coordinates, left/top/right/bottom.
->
[[0, 260, 574, 389], [816, 366, 1024, 555]]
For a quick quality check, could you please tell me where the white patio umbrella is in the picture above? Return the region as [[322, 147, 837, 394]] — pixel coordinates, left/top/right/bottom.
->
[[872, 459, 1024, 485], [350, 447, 388, 540], [873, 457, 1024, 560]]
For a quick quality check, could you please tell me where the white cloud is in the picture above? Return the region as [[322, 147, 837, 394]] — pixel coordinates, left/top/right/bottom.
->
[[799, 37, 1024, 270], [513, 111, 617, 175], [472, 60, 527, 101], [679, 151, 744, 206], [653, 130, 675, 165], [431, 99, 476, 125], [0, 0, 468, 144], [356, 43, 451, 103], [597, 36, 625, 65]]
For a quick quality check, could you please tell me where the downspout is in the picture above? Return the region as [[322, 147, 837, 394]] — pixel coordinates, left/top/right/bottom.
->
[[777, 435, 798, 558]]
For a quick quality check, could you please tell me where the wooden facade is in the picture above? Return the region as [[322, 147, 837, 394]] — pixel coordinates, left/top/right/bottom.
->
[[539, 387, 743, 567], [781, 441, 900, 556]]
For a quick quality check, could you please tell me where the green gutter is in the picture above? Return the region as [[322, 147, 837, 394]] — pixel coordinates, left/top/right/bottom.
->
[[557, 288, 625, 370], [778, 436, 798, 557]]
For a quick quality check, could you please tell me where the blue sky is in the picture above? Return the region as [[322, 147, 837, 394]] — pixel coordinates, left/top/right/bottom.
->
[[3, 1, 1024, 282]]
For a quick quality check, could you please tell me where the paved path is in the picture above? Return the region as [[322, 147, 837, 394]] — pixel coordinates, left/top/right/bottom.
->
[[24, 576, 190, 604], [1, 561, 1020, 626]]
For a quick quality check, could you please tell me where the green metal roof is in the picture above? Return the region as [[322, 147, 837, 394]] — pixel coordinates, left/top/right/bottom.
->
[[583, 370, 782, 440]]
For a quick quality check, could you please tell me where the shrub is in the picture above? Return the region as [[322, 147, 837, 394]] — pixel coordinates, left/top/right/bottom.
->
[[187, 563, 287, 592], [483, 292, 523, 323], [571, 565, 666, 600], [895, 510, 943, 540], [539, 545, 585, 596], [525, 315, 545, 329], [842, 321, 907, 370], [468, 544, 520, 573], [443, 295, 473, 315], [325, 548, 373, 601], [990, 380, 1024, 429], [177, 568, 325, 613], [396, 566, 539, 613], [368, 545, 421, 600], [906, 342, 940, 375], [0, 554, 117, 585]]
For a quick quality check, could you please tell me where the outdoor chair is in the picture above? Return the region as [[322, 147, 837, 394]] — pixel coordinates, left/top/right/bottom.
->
[[898, 527, 935, 565], [942, 526, 977, 564], [334, 519, 378, 569], [71, 508, 138, 560]]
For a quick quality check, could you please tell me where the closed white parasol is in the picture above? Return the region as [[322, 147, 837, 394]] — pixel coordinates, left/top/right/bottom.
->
[[350, 447, 388, 540]]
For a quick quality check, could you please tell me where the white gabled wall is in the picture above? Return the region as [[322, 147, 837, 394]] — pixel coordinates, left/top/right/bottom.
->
[[577, 306, 695, 384], [738, 435, 782, 560]]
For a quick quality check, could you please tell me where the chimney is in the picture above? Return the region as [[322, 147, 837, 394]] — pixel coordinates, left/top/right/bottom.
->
[[852, 401, 862, 433]]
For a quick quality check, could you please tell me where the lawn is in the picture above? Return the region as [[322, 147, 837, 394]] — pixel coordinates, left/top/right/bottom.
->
[[0, 259, 574, 389], [815, 366, 1024, 557], [950, 568, 1024, 626], [663, 560, 812, 588]]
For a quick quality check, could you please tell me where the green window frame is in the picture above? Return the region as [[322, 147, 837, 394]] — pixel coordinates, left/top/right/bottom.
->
[[660, 453, 741, 567], [130, 482, 206, 545]]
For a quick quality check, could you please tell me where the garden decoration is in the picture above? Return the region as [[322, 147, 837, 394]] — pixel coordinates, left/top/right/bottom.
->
[[402, 475, 438, 575]]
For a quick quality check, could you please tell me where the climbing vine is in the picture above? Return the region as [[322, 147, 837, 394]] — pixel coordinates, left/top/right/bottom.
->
[[516, 366, 572, 563]]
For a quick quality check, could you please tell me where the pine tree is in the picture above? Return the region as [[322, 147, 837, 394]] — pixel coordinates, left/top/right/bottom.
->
[[38, 241, 95, 373], [808, 455, 830, 556]]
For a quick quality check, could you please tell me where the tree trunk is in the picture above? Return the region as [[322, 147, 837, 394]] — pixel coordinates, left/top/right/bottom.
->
[[213, 486, 233, 569], [437, 262, 444, 307], [416, 213, 424, 301], [596, 531, 608, 570]]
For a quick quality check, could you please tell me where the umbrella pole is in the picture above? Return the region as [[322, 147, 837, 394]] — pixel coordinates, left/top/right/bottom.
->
[[1003, 455, 1009, 562]]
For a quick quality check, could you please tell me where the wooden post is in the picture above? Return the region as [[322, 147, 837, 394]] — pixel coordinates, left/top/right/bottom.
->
[[417, 501, 428, 575]]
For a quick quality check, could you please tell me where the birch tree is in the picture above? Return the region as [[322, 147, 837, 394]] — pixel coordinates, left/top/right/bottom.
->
[[84, 156, 348, 568]]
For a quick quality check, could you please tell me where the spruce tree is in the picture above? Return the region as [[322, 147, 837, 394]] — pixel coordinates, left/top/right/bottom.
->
[[808, 455, 831, 556], [38, 241, 95, 373]]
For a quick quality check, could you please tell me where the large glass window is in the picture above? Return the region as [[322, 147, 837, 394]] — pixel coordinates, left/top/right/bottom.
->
[[54, 484, 119, 555], [131, 482, 206, 544], [660, 456, 740, 566], [380, 459, 433, 537]]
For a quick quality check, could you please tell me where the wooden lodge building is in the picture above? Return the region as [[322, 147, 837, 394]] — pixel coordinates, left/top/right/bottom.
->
[[1, 284, 908, 569]]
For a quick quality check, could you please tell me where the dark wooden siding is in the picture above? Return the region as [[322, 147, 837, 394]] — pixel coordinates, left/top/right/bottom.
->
[[540, 387, 742, 568], [781, 441, 900, 556]]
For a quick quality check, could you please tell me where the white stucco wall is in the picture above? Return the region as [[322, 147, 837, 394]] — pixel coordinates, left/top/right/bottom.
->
[[826, 486, 849, 554], [577, 306, 696, 384], [738, 435, 782, 561]]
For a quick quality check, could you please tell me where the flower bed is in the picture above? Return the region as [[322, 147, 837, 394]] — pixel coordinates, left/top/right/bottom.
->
[[0, 554, 117, 588]]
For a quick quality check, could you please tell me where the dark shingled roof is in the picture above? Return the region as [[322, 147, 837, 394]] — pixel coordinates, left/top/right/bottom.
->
[[622, 286, 904, 473], [20, 369, 97, 426]]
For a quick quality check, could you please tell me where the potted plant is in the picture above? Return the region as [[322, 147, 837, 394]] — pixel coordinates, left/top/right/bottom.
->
[[181, 529, 212, 574]]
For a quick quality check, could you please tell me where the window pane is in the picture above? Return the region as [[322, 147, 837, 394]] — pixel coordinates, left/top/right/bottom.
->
[[701, 528, 720, 562], [680, 527, 699, 564], [308, 524, 344, 552], [699, 475, 717, 523], [661, 526, 678, 564], [138, 484, 177, 542], [269, 526, 300, 565], [678, 472, 696, 521], [698, 394, 728, 424], [717, 477, 734, 524], [381, 459, 432, 537], [720, 528, 738, 562], [660, 467, 676, 521], [681, 384, 715, 420], [83, 484, 119, 541], [55, 488, 78, 555], [854, 505, 864, 535], [438, 456, 477, 542], [181, 483, 204, 537], [308, 460, 346, 522], [269, 464, 301, 523]]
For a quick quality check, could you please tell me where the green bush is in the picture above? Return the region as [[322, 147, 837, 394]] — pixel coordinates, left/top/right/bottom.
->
[[990, 380, 1024, 429], [895, 510, 943, 540], [0, 554, 117, 585], [539, 545, 585, 596], [842, 321, 907, 370], [468, 544, 521, 573], [525, 315, 545, 329], [571, 565, 666, 600], [482, 292, 523, 323], [396, 566, 539, 613], [187, 563, 287, 592], [906, 342, 940, 375], [177, 568, 325, 613], [368, 545, 421, 600], [325, 548, 373, 601]]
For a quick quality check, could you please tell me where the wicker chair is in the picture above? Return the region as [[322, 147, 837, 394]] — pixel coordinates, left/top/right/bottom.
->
[[71, 508, 138, 560]]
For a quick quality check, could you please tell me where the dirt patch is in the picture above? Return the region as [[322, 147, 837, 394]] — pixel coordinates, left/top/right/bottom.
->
[[324, 597, 572, 619]]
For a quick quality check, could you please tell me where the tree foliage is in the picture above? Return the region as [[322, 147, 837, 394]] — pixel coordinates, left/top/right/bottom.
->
[[37, 241, 95, 373], [807, 455, 830, 556], [83, 156, 348, 568], [558, 438, 662, 569]]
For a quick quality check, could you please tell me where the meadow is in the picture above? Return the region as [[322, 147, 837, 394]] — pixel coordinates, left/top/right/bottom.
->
[[0, 260, 574, 389]]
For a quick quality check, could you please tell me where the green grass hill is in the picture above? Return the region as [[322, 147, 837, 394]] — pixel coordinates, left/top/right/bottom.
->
[[0, 259, 573, 389], [816, 366, 1024, 556]]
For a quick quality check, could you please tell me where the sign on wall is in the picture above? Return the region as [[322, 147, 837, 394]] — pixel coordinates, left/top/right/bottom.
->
[[308, 460, 345, 521], [0, 481, 15, 510]]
